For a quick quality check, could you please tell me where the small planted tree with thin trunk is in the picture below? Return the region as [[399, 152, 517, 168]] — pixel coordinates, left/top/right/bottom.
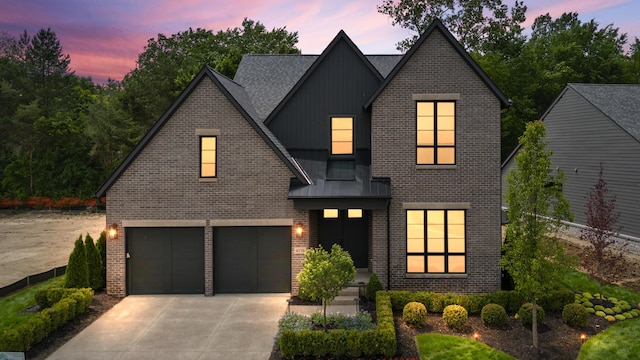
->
[[580, 163, 627, 299], [503, 121, 573, 351], [296, 244, 356, 332]]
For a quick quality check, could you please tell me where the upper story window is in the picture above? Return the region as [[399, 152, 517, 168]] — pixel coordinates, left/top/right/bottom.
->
[[200, 136, 217, 178], [417, 101, 455, 165], [406, 209, 466, 273], [331, 117, 353, 155]]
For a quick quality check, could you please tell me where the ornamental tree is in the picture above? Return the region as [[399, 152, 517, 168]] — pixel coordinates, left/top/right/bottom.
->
[[296, 244, 356, 332], [502, 121, 572, 351], [580, 163, 627, 299]]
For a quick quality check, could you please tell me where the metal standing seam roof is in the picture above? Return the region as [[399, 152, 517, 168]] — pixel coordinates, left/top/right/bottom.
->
[[567, 83, 640, 143]]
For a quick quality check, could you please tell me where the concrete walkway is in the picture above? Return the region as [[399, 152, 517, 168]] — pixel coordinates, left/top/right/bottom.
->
[[47, 294, 289, 360]]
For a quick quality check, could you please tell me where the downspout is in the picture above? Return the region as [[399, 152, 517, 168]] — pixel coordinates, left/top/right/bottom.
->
[[386, 199, 391, 290]]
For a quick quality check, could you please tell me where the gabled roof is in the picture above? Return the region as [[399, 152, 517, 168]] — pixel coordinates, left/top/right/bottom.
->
[[364, 18, 509, 109], [565, 83, 640, 143], [263, 30, 385, 125], [95, 66, 311, 198], [501, 83, 640, 169]]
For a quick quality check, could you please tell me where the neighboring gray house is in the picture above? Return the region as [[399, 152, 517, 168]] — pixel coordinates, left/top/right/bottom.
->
[[502, 83, 640, 252], [97, 20, 508, 297]]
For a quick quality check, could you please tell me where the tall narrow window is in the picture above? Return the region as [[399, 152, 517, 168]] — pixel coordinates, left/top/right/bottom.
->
[[331, 117, 353, 155], [200, 136, 216, 178], [406, 209, 466, 273], [417, 101, 455, 165]]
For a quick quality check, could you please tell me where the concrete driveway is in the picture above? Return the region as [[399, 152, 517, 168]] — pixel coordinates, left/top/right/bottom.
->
[[47, 294, 289, 360]]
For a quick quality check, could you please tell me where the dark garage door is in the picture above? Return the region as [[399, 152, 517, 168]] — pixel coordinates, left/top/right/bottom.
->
[[214, 227, 290, 293], [127, 227, 204, 295]]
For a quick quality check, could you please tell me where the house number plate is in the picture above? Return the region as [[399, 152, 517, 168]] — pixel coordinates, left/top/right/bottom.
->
[[293, 247, 307, 255]]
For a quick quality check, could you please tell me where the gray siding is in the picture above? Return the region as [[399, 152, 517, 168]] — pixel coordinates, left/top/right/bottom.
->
[[268, 38, 380, 151], [545, 88, 640, 240]]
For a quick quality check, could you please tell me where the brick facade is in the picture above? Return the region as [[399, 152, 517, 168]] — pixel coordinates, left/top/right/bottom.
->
[[370, 28, 502, 293], [106, 77, 308, 297], [103, 23, 503, 297]]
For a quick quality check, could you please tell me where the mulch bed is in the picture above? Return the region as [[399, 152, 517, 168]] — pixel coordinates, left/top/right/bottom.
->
[[268, 299, 611, 360]]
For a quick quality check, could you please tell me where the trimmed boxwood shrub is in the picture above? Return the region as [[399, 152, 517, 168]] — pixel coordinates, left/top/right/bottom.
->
[[403, 302, 427, 327], [539, 289, 575, 312], [518, 303, 545, 328], [466, 294, 490, 315], [481, 303, 508, 328], [443, 304, 468, 330], [0, 288, 93, 352], [390, 291, 415, 310], [34, 286, 73, 309], [562, 303, 589, 328], [326, 329, 348, 357], [277, 291, 396, 359]]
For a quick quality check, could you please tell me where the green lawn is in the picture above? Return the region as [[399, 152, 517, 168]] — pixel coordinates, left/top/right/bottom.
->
[[0, 276, 64, 331], [578, 318, 640, 359], [557, 266, 640, 304], [416, 333, 515, 360]]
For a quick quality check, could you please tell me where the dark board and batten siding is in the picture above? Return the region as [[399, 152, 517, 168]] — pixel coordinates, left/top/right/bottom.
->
[[544, 88, 640, 241], [268, 39, 380, 152]]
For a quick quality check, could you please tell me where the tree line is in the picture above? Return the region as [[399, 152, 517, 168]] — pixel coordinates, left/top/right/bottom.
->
[[0, 19, 299, 199], [2, 1, 640, 199]]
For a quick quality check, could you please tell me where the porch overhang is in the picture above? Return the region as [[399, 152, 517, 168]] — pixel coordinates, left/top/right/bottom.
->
[[288, 176, 391, 210], [291, 197, 389, 210]]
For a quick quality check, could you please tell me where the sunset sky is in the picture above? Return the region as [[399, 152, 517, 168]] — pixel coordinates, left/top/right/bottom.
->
[[1, 0, 638, 83]]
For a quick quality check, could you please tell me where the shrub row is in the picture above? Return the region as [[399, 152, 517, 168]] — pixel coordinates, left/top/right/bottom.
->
[[0, 288, 94, 352], [384, 288, 574, 315], [277, 292, 396, 359]]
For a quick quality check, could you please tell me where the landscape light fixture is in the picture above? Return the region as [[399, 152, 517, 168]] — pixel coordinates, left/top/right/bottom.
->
[[108, 223, 118, 240], [295, 223, 304, 238], [580, 334, 587, 344]]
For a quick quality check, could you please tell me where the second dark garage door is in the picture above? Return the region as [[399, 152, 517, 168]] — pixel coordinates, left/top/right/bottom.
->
[[214, 226, 291, 293]]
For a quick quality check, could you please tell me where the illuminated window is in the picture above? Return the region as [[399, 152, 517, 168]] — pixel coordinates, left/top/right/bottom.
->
[[347, 209, 362, 218], [331, 117, 353, 155], [323, 209, 339, 218], [417, 101, 455, 165], [200, 136, 216, 178], [406, 210, 465, 273]]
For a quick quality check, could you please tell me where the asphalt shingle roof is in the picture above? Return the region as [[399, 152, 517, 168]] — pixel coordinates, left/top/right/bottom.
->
[[233, 54, 402, 121], [568, 83, 640, 143]]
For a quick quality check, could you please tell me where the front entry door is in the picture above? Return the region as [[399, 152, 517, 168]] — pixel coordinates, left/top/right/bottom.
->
[[319, 210, 368, 268]]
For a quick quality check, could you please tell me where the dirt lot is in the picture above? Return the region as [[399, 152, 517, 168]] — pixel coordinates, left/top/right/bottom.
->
[[0, 210, 106, 288]]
